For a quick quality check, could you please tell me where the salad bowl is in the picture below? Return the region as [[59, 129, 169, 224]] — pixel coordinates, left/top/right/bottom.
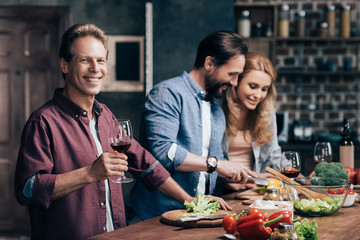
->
[[283, 177, 351, 216]]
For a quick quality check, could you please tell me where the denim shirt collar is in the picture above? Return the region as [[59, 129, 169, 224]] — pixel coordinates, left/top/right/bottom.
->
[[181, 71, 215, 103]]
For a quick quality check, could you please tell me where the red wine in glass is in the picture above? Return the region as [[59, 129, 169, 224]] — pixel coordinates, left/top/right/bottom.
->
[[281, 169, 300, 178], [108, 119, 133, 183], [281, 151, 301, 178], [111, 142, 131, 153]]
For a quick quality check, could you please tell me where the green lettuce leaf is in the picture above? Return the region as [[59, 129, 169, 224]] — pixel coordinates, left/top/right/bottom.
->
[[183, 193, 220, 216]]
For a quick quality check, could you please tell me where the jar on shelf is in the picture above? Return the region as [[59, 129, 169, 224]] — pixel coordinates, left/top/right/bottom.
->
[[278, 4, 290, 38], [254, 22, 263, 37], [340, 5, 351, 37], [266, 23, 273, 37], [343, 58, 352, 71], [325, 5, 336, 37], [295, 10, 306, 37], [238, 10, 251, 38], [318, 22, 328, 37]]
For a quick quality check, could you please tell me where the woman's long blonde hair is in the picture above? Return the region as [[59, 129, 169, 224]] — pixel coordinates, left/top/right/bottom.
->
[[223, 51, 277, 146]]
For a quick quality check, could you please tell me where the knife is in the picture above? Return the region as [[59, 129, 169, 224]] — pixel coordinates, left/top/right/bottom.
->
[[177, 214, 228, 222], [248, 176, 270, 186]]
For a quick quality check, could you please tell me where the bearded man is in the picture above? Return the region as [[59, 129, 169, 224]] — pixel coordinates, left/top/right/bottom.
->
[[127, 31, 251, 222]]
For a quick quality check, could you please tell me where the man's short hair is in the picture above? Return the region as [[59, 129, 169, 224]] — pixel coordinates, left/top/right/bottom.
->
[[59, 23, 108, 63], [194, 31, 248, 68]]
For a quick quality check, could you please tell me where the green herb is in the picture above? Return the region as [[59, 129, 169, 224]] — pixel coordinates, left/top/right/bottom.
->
[[183, 193, 220, 216], [294, 218, 318, 240], [293, 197, 343, 215]]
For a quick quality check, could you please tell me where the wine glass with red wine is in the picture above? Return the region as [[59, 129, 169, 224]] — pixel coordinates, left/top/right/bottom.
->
[[108, 119, 133, 183], [280, 151, 301, 178]]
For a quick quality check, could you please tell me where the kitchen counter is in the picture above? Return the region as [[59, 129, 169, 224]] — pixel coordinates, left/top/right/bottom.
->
[[88, 189, 360, 240]]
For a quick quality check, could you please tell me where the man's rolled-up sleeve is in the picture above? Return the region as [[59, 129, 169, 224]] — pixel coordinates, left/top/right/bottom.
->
[[14, 119, 56, 209], [126, 139, 170, 191]]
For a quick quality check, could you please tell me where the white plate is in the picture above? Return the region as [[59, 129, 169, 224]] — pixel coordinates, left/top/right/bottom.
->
[[224, 233, 236, 240]]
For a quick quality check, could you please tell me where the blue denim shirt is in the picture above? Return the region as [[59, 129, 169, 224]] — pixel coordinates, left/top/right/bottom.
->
[[128, 71, 227, 220]]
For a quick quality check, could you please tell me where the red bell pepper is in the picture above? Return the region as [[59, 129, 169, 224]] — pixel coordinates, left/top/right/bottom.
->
[[237, 212, 268, 225], [237, 214, 283, 240], [268, 210, 292, 230], [249, 208, 265, 217]]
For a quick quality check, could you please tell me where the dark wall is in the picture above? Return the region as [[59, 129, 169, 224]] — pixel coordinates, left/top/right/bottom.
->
[[152, 0, 234, 83], [1, 0, 234, 139], [71, 0, 148, 140], [88, 0, 234, 139]]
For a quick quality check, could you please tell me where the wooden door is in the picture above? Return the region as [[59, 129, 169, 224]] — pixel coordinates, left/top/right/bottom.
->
[[0, 7, 70, 232]]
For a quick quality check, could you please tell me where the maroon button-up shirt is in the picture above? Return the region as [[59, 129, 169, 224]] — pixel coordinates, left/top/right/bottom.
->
[[14, 89, 170, 240]]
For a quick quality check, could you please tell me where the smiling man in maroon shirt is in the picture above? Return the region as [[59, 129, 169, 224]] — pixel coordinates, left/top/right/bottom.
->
[[14, 23, 231, 240]]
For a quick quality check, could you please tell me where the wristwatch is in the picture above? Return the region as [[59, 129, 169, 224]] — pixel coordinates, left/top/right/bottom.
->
[[206, 156, 218, 173]]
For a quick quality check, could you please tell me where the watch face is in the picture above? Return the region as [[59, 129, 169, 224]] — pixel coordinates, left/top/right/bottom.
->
[[208, 157, 217, 167]]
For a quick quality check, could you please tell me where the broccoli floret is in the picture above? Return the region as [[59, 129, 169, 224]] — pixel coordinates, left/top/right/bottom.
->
[[312, 162, 349, 186]]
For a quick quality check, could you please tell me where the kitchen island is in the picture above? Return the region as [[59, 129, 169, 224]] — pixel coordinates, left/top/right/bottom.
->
[[88, 189, 360, 240]]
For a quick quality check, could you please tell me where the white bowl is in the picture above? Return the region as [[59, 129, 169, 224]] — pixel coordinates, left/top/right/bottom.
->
[[343, 193, 357, 207]]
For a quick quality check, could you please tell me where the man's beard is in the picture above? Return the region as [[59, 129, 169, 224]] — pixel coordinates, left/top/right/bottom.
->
[[204, 74, 232, 100]]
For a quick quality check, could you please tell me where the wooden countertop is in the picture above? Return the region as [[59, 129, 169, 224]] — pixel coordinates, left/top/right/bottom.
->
[[89, 190, 360, 240]]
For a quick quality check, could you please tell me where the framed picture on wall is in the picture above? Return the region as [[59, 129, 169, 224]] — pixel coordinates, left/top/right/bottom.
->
[[102, 35, 144, 92]]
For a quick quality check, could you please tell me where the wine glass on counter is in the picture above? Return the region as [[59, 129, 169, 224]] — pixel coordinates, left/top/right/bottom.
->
[[108, 119, 133, 183], [314, 141, 333, 164], [280, 151, 301, 178]]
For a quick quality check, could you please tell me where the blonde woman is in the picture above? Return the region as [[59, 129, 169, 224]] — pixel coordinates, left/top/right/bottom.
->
[[220, 51, 284, 192]]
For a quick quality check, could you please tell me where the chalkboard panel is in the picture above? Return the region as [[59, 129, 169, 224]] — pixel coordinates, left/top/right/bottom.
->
[[115, 42, 139, 82], [102, 35, 144, 92]]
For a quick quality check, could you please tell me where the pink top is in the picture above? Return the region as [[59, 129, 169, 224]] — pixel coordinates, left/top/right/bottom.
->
[[228, 130, 253, 170]]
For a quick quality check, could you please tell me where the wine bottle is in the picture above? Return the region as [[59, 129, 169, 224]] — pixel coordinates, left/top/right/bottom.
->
[[339, 118, 354, 168]]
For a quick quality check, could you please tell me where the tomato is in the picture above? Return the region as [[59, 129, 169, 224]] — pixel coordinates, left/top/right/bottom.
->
[[327, 188, 336, 194], [355, 168, 360, 185], [328, 188, 346, 194], [344, 167, 356, 184], [222, 215, 237, 233], [336, 188, 345, 194], [348, 189, 355, 195]]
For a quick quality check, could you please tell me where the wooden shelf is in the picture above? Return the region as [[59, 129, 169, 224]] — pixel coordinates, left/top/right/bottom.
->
[[278, 70, 360, 76], [241, 37, 360, 41], [234, 2, 277, 7], [276, 37, 360, 41]]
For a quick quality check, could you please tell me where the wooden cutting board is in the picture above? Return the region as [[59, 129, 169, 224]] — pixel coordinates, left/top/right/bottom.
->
[[160, 209, 232, 228], [234, 189, 263, 205]]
